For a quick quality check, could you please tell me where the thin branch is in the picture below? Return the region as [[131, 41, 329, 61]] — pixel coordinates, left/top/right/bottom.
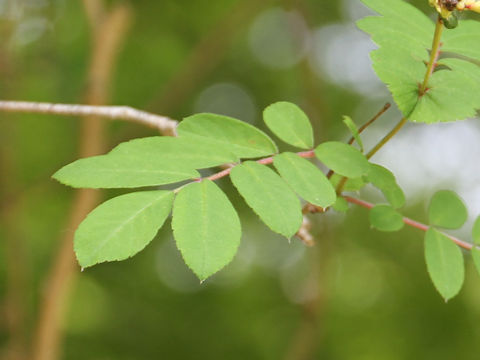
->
[[343, 196, 474, 251], [365, 117, 408, 159], [350, 103, 391, 144], [198, 150, 316, 183], [326, 102, 391, 180], [0, 101, 178, 136], [192, 145, 475, 252]]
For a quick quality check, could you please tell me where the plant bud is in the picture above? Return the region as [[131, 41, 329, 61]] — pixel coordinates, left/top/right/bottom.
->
[[443, 12, 459, 28]]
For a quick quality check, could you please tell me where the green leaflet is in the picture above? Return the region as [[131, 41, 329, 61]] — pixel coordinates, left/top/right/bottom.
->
[[357, 0, 431, 120], [107, 136, 239, 168], [177, 113, 278, 158], [53, 136, 240, 188], [263, 102, 314, 149], [230, 161, 303, 238], [332, 197, 349, 213], [428, 190, 467, 229], [75, 190, 174, 268], [273, 153, 336, 208], [473, 217, 480, 245], [471, 218, 480, 278], [172, 180, 241, 281], [424, 228, 464, 301], [315, 141, 370, 178], [409, 58, 480, 123], [366, 164, 405, 209], [343, 116, 363, 152], [443, 20, 480, 63], [53, 157, 198, 189], [472, 248, 480, 280], [358, 0, 480, 123], [360, 0, 434, 43], [369, 204, 404, 232]]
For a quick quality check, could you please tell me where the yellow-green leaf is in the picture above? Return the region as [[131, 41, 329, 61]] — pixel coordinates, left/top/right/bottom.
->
[[230, 161, 302, 238], [273, 152, 336, 208], [369, 204, 404, 232], [424, 228, 464, 301], [263, 102, 314, 149], [315, 141, 369, 178], [428, 190, 467, 229], [75, 191, 174, 268], [172, 180, 241, 281], [177, 113, 278, 158]]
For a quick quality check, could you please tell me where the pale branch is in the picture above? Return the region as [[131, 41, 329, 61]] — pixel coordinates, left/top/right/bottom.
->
[[31, 3, 132, 360], [0, 101, 178, 136], [349, 102, 391, 145]]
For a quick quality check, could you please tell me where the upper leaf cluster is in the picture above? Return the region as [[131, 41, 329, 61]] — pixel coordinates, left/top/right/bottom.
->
[[358, 0, 480, 123]]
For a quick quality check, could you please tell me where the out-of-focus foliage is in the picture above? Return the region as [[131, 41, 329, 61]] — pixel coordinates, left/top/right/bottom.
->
[[2, 0, 480, 359]]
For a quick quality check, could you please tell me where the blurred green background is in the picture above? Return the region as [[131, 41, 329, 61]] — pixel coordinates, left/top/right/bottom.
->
[[2, 0, 480, 359]]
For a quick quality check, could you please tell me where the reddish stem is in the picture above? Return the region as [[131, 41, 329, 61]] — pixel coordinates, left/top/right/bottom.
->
[[343, 196, 474, 251], [204, 150, 315, 182], [193, 148, 475, 252]]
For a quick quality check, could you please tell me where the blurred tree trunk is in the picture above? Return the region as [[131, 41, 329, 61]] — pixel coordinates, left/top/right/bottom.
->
[[31, 3, 132, 360]]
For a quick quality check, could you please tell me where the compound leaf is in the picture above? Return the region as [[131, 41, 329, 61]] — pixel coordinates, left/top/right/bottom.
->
[[172, 180, 241, 281], [273, 152, 336, 208], [424, 228, 464, 301], [230, 161, 302, 238], [369, 204, 404, 232], [263, 102, 314, 149], [315, 141, 369, 178], [428, 190, 467, 229], [177, 113, 278, 158], [75, 190, 174, 268]]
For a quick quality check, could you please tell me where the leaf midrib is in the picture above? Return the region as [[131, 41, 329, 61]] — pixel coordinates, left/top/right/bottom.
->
[[88, 193, 168, 262]]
